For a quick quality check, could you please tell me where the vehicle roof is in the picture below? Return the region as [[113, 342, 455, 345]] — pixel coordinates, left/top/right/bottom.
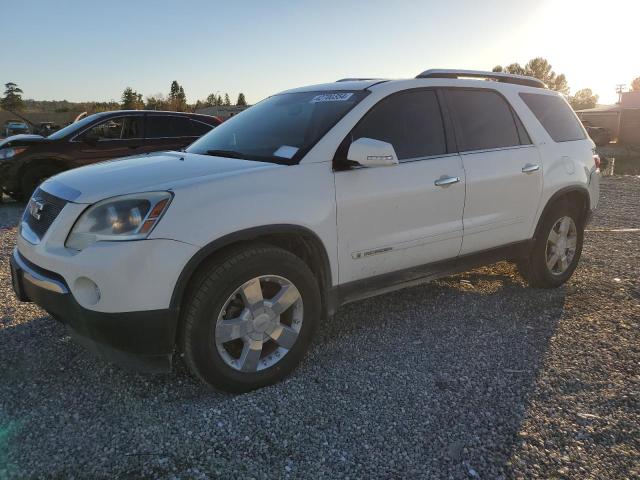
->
[[278, 76, 558, 97], [280, 79, 388, 94], [92, 110, 218, 119]]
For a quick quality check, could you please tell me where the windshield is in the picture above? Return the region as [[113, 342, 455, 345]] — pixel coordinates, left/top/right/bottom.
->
[[186, 90, 367, 163], [47, 114, 102, 139]]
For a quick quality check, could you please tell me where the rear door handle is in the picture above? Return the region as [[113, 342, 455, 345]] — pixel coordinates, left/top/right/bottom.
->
[[522, 163, 540, 173], [434, 175, 460, 187]]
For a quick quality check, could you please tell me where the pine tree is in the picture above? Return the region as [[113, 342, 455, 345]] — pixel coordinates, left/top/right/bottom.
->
[[121, 87, 144, 109], [224, 93, 231, 106], [1, 82, 24, 111], [236, 93, 247, 106]]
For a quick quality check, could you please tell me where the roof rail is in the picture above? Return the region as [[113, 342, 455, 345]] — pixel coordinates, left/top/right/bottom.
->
[[416, 69, 546, 89], [335, 78, 381, 82]]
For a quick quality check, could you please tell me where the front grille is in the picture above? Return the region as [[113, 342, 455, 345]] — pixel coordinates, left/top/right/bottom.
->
[[22, 188, 68, 241]]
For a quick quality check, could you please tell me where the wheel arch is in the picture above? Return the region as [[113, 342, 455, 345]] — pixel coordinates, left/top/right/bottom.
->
[[533, 186, 590, 240], [18, 155, 70, 175], [169, 225, 334, 315]]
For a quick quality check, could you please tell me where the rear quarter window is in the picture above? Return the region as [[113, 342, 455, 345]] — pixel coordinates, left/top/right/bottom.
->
[[519, 92, 586, 142]]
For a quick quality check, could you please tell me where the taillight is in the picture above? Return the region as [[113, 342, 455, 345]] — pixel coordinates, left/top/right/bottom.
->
[[593, 153, 601, 171]]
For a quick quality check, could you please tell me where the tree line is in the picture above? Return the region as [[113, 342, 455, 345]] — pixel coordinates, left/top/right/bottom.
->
[[492, 57, 640, 110], [121, 81, 248, 111], [3, 63, 640, 115]]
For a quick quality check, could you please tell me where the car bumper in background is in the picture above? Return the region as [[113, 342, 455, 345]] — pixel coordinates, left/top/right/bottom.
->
[[10, 248, 177, 372]]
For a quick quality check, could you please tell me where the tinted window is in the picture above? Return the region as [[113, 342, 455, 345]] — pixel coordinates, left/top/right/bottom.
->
[[171, 116, 194, 137], [83, 116, 142, 140], [351, 90, 446, 160], [146, 116, 174, 138], [146, 116, 213, 138], [520, 93, 586, 142], [190, 119, 213, 136], [448, 89, 521, 151]]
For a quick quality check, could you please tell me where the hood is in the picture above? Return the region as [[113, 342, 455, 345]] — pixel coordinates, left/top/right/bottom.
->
[[40, 151, 280, 204], [0, 134, 45, 147]]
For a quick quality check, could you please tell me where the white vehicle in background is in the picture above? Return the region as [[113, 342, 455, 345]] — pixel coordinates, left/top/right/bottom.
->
[[11, 69, 600, 392]]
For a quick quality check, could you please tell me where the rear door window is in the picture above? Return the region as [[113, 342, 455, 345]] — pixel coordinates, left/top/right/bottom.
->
[[145, 115, 174, 138], [350, 90, 447, 160], [447, 89, 522, 152], [170, 116, 196, 137], [519, 92, 586, 142], [146, 115, 199, 139]]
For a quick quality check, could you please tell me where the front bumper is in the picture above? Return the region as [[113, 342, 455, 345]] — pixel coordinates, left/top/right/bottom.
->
[[11, 248, 177, 372]]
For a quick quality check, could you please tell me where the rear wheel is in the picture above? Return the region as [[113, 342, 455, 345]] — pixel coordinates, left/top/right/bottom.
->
[[19, 164, 63, 201], [518, 205, 584, 288], [181, 244, 321, 392]]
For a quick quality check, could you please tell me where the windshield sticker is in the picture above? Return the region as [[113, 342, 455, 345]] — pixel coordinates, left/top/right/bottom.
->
[[310, 92, 354, 103], [273, 145, 299, 159]]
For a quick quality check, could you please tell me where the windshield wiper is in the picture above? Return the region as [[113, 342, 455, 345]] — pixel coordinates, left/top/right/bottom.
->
[[204, 149, 247, 159]]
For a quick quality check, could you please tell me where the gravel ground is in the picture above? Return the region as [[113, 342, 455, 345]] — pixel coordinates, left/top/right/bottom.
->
[[0, 177, 638, 479]]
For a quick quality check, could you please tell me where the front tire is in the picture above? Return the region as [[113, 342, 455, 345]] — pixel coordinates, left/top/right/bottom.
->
[[518, 205, 584, 288], [181, 244, 321, 392]]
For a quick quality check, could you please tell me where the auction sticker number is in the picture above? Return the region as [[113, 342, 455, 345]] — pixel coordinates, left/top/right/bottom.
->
[[310, 93, 354, 103]]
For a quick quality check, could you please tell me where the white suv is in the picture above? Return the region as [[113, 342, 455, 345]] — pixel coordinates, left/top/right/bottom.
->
[[11, 70, 600, 392]]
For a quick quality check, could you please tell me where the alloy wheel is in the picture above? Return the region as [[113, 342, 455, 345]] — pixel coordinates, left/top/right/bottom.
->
[[545, 216, 578, 275], [214, 275, 304, 372]]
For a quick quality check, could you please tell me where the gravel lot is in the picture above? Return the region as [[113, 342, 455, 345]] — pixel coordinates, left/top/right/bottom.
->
[[0, 177, 638, 479]]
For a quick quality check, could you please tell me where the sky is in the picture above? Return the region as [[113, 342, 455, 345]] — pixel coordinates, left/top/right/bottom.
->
[[1, 0, 637, 106]]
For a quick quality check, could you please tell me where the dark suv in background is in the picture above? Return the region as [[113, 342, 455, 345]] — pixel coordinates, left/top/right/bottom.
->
[[0, 110, 221, 200]]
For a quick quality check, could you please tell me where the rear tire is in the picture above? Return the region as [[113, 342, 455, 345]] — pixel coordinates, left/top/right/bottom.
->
[[181, 244, 321, 392], [518, 204, 584, 288], [19, 164, 63, 201]]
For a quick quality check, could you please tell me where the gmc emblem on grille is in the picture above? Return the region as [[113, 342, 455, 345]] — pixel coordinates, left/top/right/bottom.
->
[[28, 199, 45, 221]]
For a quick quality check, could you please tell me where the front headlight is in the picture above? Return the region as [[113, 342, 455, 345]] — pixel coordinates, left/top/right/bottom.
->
[[0, 147, 28, 160], [66, 191, 173, 250]]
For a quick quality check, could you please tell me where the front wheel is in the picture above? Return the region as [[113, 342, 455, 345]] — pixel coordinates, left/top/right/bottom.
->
[[181, 244, 321, 392], [518, 205, 584, 288]]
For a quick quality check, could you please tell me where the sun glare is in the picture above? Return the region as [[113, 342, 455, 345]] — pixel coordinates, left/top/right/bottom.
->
[[536, 0, 639, 104]]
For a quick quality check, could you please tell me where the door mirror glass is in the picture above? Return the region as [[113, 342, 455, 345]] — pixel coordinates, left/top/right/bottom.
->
[[347, 137, 398, 167]]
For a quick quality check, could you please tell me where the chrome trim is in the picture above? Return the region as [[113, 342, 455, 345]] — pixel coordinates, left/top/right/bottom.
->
[[13, 249, 69, 294], [20, 221, 41, 245], [434, 175, 460, 186], [458, 144, 537, 155], [522, 163, 541, 173]]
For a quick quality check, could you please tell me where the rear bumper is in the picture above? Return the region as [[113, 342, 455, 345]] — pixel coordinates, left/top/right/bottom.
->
[[10, 248, 176, 372]]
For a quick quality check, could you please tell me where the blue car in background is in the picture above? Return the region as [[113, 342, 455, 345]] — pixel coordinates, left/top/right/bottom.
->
[[4, 121, 30, 137]]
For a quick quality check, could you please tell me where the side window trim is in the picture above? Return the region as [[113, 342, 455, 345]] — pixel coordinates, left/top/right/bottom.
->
[[333, 87, 450, 168], [443, 87, 531, 153]]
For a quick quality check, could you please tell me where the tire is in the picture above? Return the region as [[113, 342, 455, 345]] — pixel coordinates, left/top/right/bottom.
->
[[181, 244, 321, 392], [518, 204, 584, 288], [19, 164, 63, 201]]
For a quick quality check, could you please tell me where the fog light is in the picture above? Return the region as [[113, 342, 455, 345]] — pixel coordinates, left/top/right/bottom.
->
[[74, 277, 101, 306]]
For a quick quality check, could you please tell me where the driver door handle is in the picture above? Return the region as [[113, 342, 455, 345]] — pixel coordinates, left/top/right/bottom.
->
[[434, 176, 460, 187], [522, 163, 540, 173]]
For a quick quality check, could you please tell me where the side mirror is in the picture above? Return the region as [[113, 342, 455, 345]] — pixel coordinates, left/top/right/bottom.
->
[[347, 137, 399, 167]]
